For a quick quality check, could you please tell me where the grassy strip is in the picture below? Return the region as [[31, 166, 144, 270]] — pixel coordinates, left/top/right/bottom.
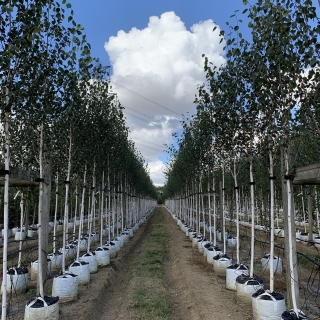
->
[[132, 207, 172, 319]]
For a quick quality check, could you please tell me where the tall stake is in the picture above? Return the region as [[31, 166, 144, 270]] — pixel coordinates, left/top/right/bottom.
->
[[76, 166, 87, 260], [208, 173, 212, 243], [234, 159, 240, 265], [53, 174, 58, 253], [62, 127, 72, 274], [100, 171, 105, 246], [249, 160, 255, 278], [269, 150, 275, 292]]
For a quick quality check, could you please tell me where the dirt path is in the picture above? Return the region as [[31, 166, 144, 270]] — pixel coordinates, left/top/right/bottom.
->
[[163, 206, 252, 320], [60, 206, 253, 320]]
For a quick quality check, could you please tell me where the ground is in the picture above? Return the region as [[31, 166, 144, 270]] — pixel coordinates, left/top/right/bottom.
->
[[59, 206, 253, 320]]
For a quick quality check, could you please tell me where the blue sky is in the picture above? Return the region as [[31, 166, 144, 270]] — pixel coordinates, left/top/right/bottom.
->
[[68, 0, 249, 66], [66, 0, 320, 186]]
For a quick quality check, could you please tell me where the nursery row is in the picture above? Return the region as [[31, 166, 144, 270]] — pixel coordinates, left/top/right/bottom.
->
[[0, 1, 160, 320], [166, 204, 320, 320], [1, 201, 157, 319]]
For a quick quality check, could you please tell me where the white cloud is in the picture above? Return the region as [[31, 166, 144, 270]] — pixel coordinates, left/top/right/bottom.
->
[[148, 159, 167, 186], [104, 11, 225, 185]]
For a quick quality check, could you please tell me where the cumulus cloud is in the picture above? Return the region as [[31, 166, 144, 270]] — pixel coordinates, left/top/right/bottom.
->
[[148, 159, 168, 186], [104, 11, 225, 185]]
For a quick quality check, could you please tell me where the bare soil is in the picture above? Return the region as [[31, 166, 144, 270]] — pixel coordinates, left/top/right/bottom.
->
[[59, 206, 253, 320]]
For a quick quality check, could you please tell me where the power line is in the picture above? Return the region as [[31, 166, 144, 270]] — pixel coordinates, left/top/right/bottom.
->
[[125, 77, 188, 109], [125, 112, 153, 124], [115, 82, 181, 117], [122, 104, 155, 120], [134, 141, 165, 153], [125, 110, 181, 130], [132, 136, 165, 149]]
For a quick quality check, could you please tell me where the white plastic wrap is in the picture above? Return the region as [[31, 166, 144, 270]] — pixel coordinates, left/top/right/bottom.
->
[[52, 274, 78, 303]]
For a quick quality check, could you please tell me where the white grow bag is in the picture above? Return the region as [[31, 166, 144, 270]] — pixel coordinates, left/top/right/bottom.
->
[[213, 254, 232, 277], [226, 264, 248, 291], [274, 228, 284, 238], [81, 252, 98, 273], [261, 254, 283, 274], [2, 228, 11, 238], [31, 259, 51, 281], [197, 238, 204, 253], [227, 236, 237, 247], [67, 222, 74, 230], [299, 232, 309, 242], [102, 227, 109, 237], [112, 239, 121, 252], [64, 245, 76, 261], [236, 274, 264, 304], [1, 267, 29, 294], [314, 236, 320, 248], [103, 242, 116, 258], [52, 273, 78, 303], [202, 241, 210, 257], [24, 296, 59, 320], [252, 289, 286, 320], [95, 247, 110, 266], [15, 231, 26, 241], [206, 246, 222, 264], [47, 252, 63, 271], [69, 260, 90, 285], [28, 228, 37, 238], [281, 309, 309, 319], [12, 227, 18, 237], [91, 232, 99, 243], [192, 235, 202, 247], [77, 238, 88, 252]]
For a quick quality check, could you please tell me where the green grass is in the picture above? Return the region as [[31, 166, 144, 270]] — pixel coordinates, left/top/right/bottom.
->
[[133, 285, 172, 319], [298, 253, 320, 270], [131, 208, 172, 319]]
